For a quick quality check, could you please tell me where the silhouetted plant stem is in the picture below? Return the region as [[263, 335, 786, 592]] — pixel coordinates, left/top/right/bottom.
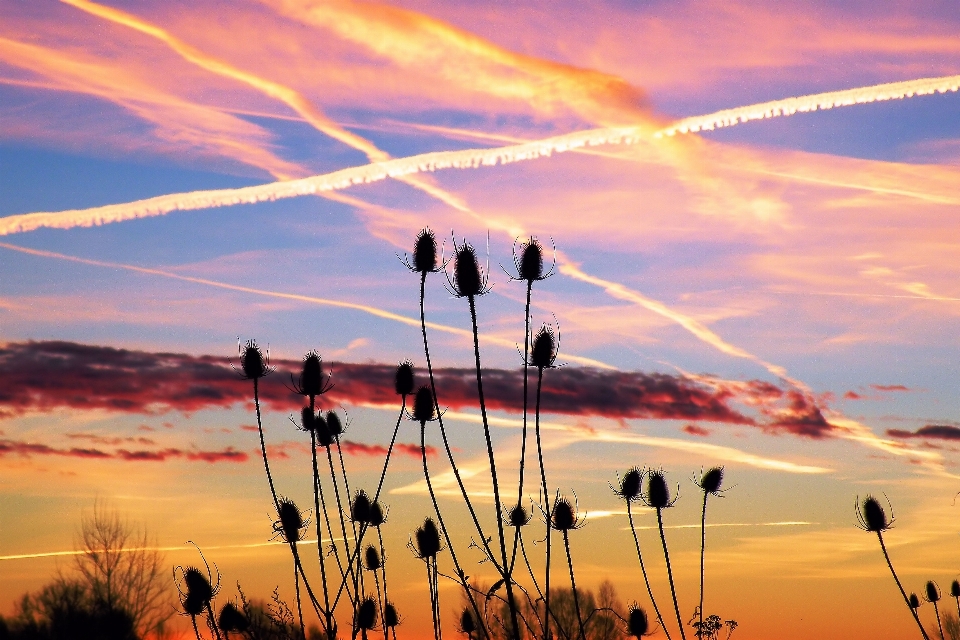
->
[[933, 600, 945, 640], [535, 367, 554, 640], [309, 398, 335, 637], [699, 490, 707, 635], [427, 557, 440, 640], [191, 614, 202, 640], [561, 530, 586, 640], [467, 294, 522, 640], [327, 447, 362, 608], [955, 593, 960, 624], [656, 508, 686, 640], [206, 603, 223, 640], [335, 436, 365, 596], [373, 568, 386, 640], [627, 501, 671, 640], [252, 379, 280, 512], [375, 402, 406, 501], [293, 561, 306, 640], [876, 532, 930, 640]]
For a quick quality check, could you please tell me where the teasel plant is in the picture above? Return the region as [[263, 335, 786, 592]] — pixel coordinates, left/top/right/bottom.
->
[[627, 603, 653, 639], [693, 467, 726, 637], [411, 517, 444, 640], [174, 551, 221, 640], [355, 596, 379, 640], [237, 340, 278, 510], [856, 495, 930, 640], [614, 467, 670, 640], [951, 581, 960, 623], [273, 498, 312, 639], [925, 581, 945, 640], [551, 494, 587, 640], [383, 602, 401, 640], [216, 602, 249, 640], [642, 470, 686, 640]]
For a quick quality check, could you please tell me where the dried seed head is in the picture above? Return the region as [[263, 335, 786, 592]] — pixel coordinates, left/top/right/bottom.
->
[[857, 495, 892, 533], [364, 545, 382, 571], [412, 228, 438, 274], [627, 604, 649, 638], [615, 468, 643, 502], [551, 498, 578, 531], [909, 593, 922, 609], [369, 501, 387, 527], [415, 517, 442, 558], [395, 361, 415, 397], [299, 351, 324, 397], [518, 238, 544, 282], [300, 407, 316, 432], [699, 467, 724, 495], [182, 591, 206, 617], [356, 597, 378, 631], [927, 581, 941, 603], [383, 603, 400, 629], [452, 243, 484, 297], [276, 498, 305, 543], [239, 340, 269, 380], [951, 580, 960, 598], [412, 386, 437, 424], [315, 413, 333, 447], [459, 609, 477, 635], [530, 325, 557, 369], [351, 490, 372, 524], [645, 470, 672, 509], [326, 411, 344, 437], [183, 567, 214, 604], [218, 602, 248, 633], [507, 503, 531, 528]]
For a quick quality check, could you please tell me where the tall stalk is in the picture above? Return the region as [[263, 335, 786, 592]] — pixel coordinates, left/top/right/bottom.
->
[[877, 533, 930, 640], [562, 530, 586, 640], [626, 501, 671, 640], [656, 508, 686, 640]]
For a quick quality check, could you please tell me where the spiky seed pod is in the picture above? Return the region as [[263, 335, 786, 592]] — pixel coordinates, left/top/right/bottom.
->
[[951, 580, 960, 598], [364, 545, 382, 571], [315, 413, 333, 448], [183, 567, 214, 604], [508, 503, 531, 528], [276, 499, 305, 543], [415, 518, 442, 558], [412, 228, 438, 273], [395, 361, 415, 397], [699, 467, 724, 495], [299, 351, 324, 397], [218, 602, 249, 633], [518, 238, 544, 282], [356, 597, 378, 631], [239, 340, 269, 380], [615, 468, 643, 502], [460, 609, 477, 634], [645, 470, 672, 509], [452, 243, 484, 297], [910, 593, 922, 609], [551, 498, 577, 531], [326, 411, 344, 437], [383, 603, 400, 629], [182, 591, 206, 617], [412, 386, 437, 424], [530, 326, 557, 369], [627, 604, 649, 638], [369, 502, 387, 527], [300, 407, 316, 432], [352, 490, 372, 524], [927, 581, 941, 603], [858, 495, 892, 533]]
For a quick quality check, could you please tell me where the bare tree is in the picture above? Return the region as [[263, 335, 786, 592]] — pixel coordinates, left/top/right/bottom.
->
[[73, 502, 172, 638]]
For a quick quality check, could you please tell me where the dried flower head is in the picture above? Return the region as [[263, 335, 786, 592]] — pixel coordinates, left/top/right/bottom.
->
[[405, 228, 439, 274], [218, 602, 249, 633], [175, 549, 220, 618], [274, 498, 308, 544], [356, 596, 378, 631], [627, 604, 650, 638], [909, 593, 922, 610], [364, 545, 382, 571], [697, 467, 725, 495], [326, 411, 345, 438], [314, 413, 333, 448], [951, 580, 960, 598], [459, 609, 477, 635], [643, 470, 678, 509], [383, 603, 400, 629], [182, 591, 206, 617], [183, 567, 214, 604], [856, 495, 893, 533], [238, 339, 272, 380], [529, 325, 558, 369], [414, 517, 442, 559], [508, 236, 555, 283], [298, 407, 316, 433], [369, 501, 388, 528], [926, 581, 941, 603], [448, 239, 489, 298], [614, 468, 644, 502], [351, 490, 372, 524], [411, 386, 437, 424], [395, 361, 415, 397], [551, 495, 584, 531], [294, 350, 330, 397], [507, 503, 531, 528]]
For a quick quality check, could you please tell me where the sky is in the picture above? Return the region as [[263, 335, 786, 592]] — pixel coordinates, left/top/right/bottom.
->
[[1, 1, 960, 638]]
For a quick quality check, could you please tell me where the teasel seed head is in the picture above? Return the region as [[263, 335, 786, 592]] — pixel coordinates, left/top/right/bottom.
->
[[364, 545, 382, 571], [183, 567, 214, 605], [300, 407, 316, 433], [450, 240, 487, 298], [326, 410, 344, 438], [951, 580, 960, 598], [182, 591, 206, 617], [414, 517, 442, 558], [459, 609, 477, 635], [627, 604, 650, 638], [275, 498, 307, 543], [698, 467, 725, 495], [315, 413, 333, 448], [218, 602, 248, 633], [517, 237, 545, 282], [411, 386, 437, 424], [410, 228, 439, 274], [383, 603, 400, 629], [856, 495, 893, 533], [910, 593, 922, 610], [926, 580, 941, 603], [351, 490, 372, 524], [356, 597, 378, 631], [238, 339, 271, 380], [614, 467, 644, 502], [369, 501, 387, 527], [551, 496, 583, 531], [643, 470, 677, 509], [395, 361, 415, 397], [297, 351, 325, 397], [507, 503, 531, 528], [530, 325, 558, 369]]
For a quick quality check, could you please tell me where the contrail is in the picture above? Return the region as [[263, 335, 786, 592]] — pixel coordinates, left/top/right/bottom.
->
[[0, 538, 332, 562], [0, 242, 613, 369], [655, 74, 960, 137]]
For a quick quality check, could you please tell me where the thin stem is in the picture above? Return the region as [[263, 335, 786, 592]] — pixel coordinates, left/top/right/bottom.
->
[[427, 558, 440, 640], [562, 531, 586, 640], [699, 490, 708, 635], [205, 602, 223, 640], [657, 508, 687, 640], [375, 401, 406, 502], [627, 502, 670, 640], [328, 447, 361, 609], [934, 601, 945, 640], [516, 279, 533, 522], [955, 595, 960, 625], [877, 532, 931, 640], [378, 527, 390, 617], [335, 436, 365, 597], [191, 614, 203, 640], [468, 294, 521, 640], [253, 378, 280, 512], [373, 569, 385, 640], [294, 558, 306, 640], [311, 430, 334, 635], [536, 369, 553, 640]]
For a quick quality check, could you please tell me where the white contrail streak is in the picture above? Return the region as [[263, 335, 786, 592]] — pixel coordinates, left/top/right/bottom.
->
[[0, 538, 329, 562], [655, 74, 960, 137], [4, 73, 958, 237]]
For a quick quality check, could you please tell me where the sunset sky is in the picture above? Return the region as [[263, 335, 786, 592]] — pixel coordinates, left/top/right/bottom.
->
[[2, 1, 960, 639]]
